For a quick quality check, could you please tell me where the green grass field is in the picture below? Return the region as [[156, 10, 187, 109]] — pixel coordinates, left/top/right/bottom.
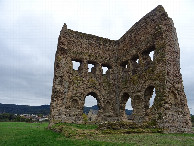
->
[[0, 122, 194, 146]]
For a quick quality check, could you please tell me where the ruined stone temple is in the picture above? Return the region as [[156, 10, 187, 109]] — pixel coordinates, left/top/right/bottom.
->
[[50, 5, 192, 133]]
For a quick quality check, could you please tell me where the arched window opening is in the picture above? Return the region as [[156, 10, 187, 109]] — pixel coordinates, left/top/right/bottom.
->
[[72, 59, 81, 70], [102, 64, 112, 75], [121, 93, 133, 120], [83, 92, 99, 122], [150, 88, 156, 107], [88, 61, 96, 73], [125, 98, 133, 119], [144, 86, 156, 109], [149, 51, 154, 61]]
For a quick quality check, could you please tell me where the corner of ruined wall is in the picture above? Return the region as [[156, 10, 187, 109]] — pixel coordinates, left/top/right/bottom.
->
[[148, 8, 192, 133], [117, 4, 169, 109], [117, 5, 191, 133], [49, 23, 69, 125], [137, 5, 192, 133], [157, 13, 192, 133]]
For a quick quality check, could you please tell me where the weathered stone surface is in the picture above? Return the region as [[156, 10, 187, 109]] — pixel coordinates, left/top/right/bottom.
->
[[49, 5, 192, 133]]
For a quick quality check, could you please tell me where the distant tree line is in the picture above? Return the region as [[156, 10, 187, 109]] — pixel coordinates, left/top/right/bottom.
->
[[0, 103, 193, 125], [191, 115, 194, 127], [0, 103, 133, 115], [83, 105, 99, 114], [0, 113, 32, 122], [0, 103, 50, 115], [83, 105, 133, 115]]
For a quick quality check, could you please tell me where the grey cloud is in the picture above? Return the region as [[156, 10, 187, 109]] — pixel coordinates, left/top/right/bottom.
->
[[0, 10, 58, 106]]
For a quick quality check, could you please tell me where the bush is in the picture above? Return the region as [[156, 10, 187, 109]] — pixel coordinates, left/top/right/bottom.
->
[[82, 113, 88, 124], [191, 115, 194, 123]]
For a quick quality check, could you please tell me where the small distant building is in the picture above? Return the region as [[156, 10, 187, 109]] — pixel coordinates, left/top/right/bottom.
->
[[39, 117, 49, 122]]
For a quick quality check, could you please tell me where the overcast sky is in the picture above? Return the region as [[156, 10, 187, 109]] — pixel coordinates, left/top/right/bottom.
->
[[0, 0, 193, 114]]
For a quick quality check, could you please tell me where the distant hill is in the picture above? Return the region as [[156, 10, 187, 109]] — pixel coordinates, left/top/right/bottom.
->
[[83, 105, 99, 114], [83, 105, 133, 115], [125, 109, 133, 115], [0, 103, 50, 115], [0, 103, 133, 115]]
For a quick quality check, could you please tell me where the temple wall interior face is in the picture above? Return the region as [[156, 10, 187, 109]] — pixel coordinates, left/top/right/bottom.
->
[[50, 5, 192, 133]]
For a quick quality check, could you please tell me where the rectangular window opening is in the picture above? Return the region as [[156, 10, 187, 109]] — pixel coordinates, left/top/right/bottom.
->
[[102, 67, 108, 74], [142, 46, 155, 61], [131, 55, 139, 64], [88, 64, 94, 72], [102, 64, 112, 75], [72, 60, 81, 70], [121, 61, 128, 69], [88, 61, 96, 73], [149, 50, 154, 61]]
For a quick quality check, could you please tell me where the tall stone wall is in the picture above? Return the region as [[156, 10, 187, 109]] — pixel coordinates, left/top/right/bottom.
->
[[50, 5, 192, 133]]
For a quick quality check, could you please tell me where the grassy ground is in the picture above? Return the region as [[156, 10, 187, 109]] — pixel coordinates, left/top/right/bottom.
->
[[0, 122, 116, 146], [0, 122, 194, 146]]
